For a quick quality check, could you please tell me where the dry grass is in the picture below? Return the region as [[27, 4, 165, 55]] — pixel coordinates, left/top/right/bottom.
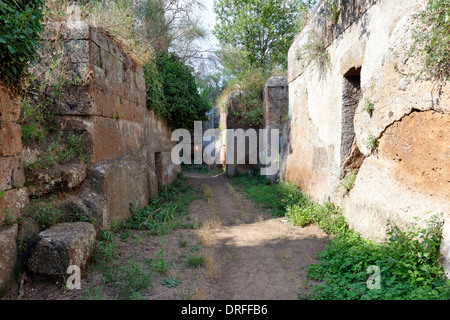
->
[[279, 248, 292, 260], [44, 0, 71, 21], [224, 182, 239, 198], [191, 285, 207, 300], [288, 270, 305, 289], [45, 0, 153, 63], [197, 219, 220, 247], [202, 184, 213, 201], [204, 250, 219, 280]]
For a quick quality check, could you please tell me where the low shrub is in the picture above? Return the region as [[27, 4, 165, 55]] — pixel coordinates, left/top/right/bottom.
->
[[144, 52, 211, 130], [410, 0, 450, 82]]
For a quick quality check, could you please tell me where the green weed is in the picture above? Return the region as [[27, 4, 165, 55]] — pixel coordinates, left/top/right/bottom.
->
[[301, 214, 450, 300], [365, 132, 378, 152], [83, 283, 110, 300], [298, 28, 330, 80], [324, 0, 341, 23], [26, 132, 91, 170], [185, 254, 205, 268], [124, 175, 197, 235], [340, 169, 357, 194], [409, 0, 450, 82], [93, 229, 119, 264], [362, 98, 375, 116], [160, 277, 181, 288], [24, 196, 64, 229], [145, 237, 171, 273], [106, 258, 153, 300]]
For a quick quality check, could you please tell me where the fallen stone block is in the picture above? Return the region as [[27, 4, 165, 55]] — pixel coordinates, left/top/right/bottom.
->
[[29, 222, 96, 276]]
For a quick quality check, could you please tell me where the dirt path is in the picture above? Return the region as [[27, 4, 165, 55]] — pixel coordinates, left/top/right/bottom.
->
[[184, 172, 329, 300], [4, 171, 329, 300]]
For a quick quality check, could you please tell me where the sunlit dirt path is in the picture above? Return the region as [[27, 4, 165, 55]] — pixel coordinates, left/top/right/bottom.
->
[[184, 171, 329, 300]]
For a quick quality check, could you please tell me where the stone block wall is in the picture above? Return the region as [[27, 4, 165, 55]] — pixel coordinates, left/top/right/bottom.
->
[[217, 78, 289, 178], [285, 0, 450, 274], [0, 86, 28, 222], [219, 90, 260, 175], [262, 76, 289, 182], [0, 21, 181, 290], [46, 21, 180, 228], [0, 85, 28, 291]]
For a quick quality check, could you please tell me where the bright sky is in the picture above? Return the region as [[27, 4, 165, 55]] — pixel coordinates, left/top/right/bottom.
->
[[198, 0, 219, 50], [190, 0, 221, 75]]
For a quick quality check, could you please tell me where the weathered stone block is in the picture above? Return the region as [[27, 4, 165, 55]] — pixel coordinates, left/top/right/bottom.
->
[[0, 224, 18, 291], [59, 116, 144, 164], [0, 122, 22, 157], [118, 119, 144, 151], [57, 86, 95, 116], [93, 88, 144, 122], [0, 85, 20, 122], [46, 21, 90, 41], [0, 188, 29, 222], [65, 39, 90, 64], [81, 154, 150, 228], [155, 151, 181, 186], [27, 163, 87, 195], [22, 147, 43, 166], [29, 222, 96, 276], [263, 76, 289, 126], [0, 156, 25, 191], [91, 116, 125, 163]]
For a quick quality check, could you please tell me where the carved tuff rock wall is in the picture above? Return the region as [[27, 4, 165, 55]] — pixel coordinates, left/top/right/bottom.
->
[[285, 0, 450, 274], [0, 21, 180, 290]]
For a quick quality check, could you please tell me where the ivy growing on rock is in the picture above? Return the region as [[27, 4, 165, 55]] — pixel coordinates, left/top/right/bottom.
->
[[0, 0, 45, 87]]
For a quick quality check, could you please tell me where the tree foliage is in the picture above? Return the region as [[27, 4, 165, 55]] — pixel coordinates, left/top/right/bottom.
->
[[0, 0, 45, 87], [213, 0, 302, 72], [135, 0, 213, 67], [144, 52, 211, 129]]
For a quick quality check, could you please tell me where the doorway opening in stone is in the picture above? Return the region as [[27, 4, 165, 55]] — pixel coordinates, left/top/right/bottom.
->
[[340, 67, 364, 178], [155, 152, 163, 184]]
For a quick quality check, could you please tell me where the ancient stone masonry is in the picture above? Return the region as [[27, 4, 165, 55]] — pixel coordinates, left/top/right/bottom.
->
[[0, 85, 27, 291], [0, 86, 28, 223], [285, 0, 450, 274], [44, 21, 181, 229], [0, 21, 180, 290], [218, 90, 260, 175], [218, 78, 289, 177], [262, 76, 289, 182]]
